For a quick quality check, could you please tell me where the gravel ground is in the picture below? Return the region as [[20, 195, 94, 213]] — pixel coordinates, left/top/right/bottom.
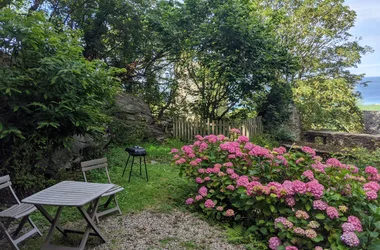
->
[[2, 210, 245, 250], [88, 210, 244, 250]]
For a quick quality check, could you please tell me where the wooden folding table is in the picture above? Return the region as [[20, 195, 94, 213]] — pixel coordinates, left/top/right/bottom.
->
[[22, 181, 114, 250]]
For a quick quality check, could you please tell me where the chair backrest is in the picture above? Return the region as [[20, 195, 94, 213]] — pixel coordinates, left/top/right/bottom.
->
[[81, 158, 112, 184], [0, 175, 21, 204]]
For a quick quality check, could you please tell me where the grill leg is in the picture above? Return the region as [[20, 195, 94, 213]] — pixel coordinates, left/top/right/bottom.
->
[[128, 156, 135, 183], [144, 156, 148, 182], [122, 154, 131, 177], [139, 156, 142, 176]]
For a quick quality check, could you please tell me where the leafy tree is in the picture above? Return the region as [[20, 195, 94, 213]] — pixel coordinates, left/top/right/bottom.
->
[[252, 0, 372, 131], [0, 9, 123, 189], [176, 0, 295, 120]]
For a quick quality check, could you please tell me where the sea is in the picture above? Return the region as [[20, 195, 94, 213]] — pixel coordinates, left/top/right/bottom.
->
[[356, 76, 380, 105]]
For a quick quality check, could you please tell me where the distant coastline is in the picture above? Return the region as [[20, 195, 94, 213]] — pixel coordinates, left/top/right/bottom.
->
[[356, 76, 380, 106]]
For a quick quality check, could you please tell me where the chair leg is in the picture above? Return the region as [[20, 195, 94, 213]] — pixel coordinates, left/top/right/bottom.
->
[[0, 218, 12, 240], [139, 156, 142, 176], [0, 221, 20, 250], [103, 195, 113, 208], [128, 156, 135, 183], [12, 216, 28, 237], [122, 154, 131, 177], [27, 217, 42, 236], [114, 195, 122, 215], [144, 155, 148, 182]]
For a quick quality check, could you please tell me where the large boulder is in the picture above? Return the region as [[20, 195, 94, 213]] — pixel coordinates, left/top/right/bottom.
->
[[114, 93, 167, 141]]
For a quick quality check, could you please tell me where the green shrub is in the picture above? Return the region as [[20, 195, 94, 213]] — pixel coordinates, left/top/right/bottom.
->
[[172, 129, 380, 249], [0, 9, 123, 191]]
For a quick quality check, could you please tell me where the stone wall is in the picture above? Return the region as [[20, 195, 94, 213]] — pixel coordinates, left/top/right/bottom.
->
[[363, 111, 380, 134]]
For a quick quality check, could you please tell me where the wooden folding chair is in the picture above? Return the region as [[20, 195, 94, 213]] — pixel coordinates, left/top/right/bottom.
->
[[81, 158, 124, 223], [0, 175, 41, 250]]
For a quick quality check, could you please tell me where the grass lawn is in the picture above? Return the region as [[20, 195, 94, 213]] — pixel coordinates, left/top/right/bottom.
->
[[20, 140, 195, 249], [359, 104, 380, 111]]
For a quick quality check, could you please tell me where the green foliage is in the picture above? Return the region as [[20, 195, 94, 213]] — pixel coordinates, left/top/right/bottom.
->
[[336, 147, 380, 169], [176, 0, 295, 119], [257, 82, 294, 140], [294, 77, 363, 132], [0, 9, 123, 190], [173, 131, 380, 249], [253, 0, 371, 131]]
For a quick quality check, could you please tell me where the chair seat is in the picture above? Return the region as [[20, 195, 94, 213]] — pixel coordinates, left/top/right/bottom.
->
[[101, 185, 124, 197], [0, 203, 36, 219]]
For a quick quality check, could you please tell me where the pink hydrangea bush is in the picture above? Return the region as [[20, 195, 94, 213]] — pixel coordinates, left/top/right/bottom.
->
[[171, 129, 380, 249]]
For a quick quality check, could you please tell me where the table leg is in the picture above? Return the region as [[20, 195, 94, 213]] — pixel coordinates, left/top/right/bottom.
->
[[78, 197, 107, 249], [43, 206, 64, 247], [35, 205, 67, 236]]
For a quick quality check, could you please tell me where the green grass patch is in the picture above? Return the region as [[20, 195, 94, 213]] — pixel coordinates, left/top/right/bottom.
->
[[20, 141, 194, 249], [359, 104, 380, 111]]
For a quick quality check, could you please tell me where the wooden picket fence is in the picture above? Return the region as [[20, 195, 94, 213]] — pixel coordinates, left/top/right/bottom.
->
[[173, 117, 263, 141]]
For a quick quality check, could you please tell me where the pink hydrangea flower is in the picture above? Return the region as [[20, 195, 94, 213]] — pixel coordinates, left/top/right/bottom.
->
[[366, 190, 378, 200], [230, 173, 239, 179], [363, 181, 380, 192], [302, 170, 314, 180], [198, 168, 205, 174], [274, 217, 293, 229], [195, 135, 204, 141], [313, 200, 328, 210], [285, 196, 296, 207], [170, 148, 179, 153], [292, 180, 306, 194], [282, 181, 295, 195], [195, 177, 203, 184], [225, 209, 235, 217], [342, 222, 355, 232], [204, 199, 215, 208], [195, 195, 203, 201], [302, 146, 316, 156], [237, 176, 250, 188], [348, 216, 363, 232], [341, 232, 360, 247], [306, 180, 324, 199], [185, 198, 194, 205], [198, 186, 208, 197], [295, 210, 309, 220], [293, 227, 305, 235], [237, 135, 249, 143], [189, 160, 198, 166], [305, 229, 317, 239], [286, 247, 298, 250], [326, 206, 339, 219], [311, 161, 326, 173], [216, 206, 223, 211], [214, 163, 222, 168], [365, 166, 378, 175], [204, 177, 210, 181], [173, 154, 180, 159], [273, 146, 287, 154], [188, 153, 196, 158], [226, 168, 234, 175], [315, 247, 323, 250], [195, 158, 202, 163], [228, 154, 236, 159], [175, 158, 186, 165], [268, 237, 281, 250], [226, 185, 235, 191], [224, 162, 234, 167], [326, 158, 342, 168]]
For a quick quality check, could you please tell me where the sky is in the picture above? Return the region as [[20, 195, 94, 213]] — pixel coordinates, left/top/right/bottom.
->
[[346, 0, 380, 77]]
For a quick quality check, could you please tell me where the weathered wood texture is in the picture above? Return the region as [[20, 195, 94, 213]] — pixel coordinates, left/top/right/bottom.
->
[[173, 117, 263, 141]]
